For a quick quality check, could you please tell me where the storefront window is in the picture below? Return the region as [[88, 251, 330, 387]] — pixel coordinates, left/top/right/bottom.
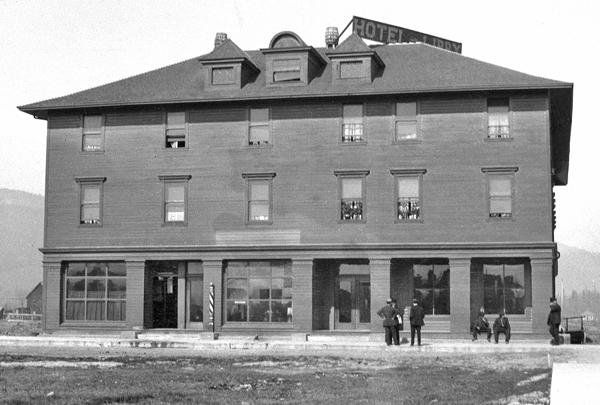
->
[[225, 261, 292, 323], [63, 262, 126, 322], [413, 264, 450, 315], [483, 264, 525, 314]]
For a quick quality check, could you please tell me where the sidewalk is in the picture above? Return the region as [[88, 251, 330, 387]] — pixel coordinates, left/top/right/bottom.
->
[[0, 334, 597, 352]]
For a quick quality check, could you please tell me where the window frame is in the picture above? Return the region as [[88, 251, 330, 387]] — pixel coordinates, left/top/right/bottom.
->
[[482, 262, 527, 315], [272, 58, 302, 84], [339, 60, 365, 79], [486, 97, 511, 141], [482, 167, 518, 220], [211, 66, 236, 85], [62, 261, 127, 324], [341, 103, 366, 145], [247, 107, 271, 147], [159, 174, 191, 226], [242, 172, 276, 225], [393, 101, 420, 143], [81, 114, 105, 153], [412, 262, 450, 315], [334, 169, 369, 223], [76, 176, 106, 227], [164, 111, 188, 150], [390, 169, 426, 223]]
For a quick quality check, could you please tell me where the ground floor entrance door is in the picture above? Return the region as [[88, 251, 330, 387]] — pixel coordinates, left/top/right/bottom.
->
[[335, 274, 370, 329]]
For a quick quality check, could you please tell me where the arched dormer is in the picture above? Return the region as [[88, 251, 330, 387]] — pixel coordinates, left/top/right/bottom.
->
[[262, 31, 326, 87]]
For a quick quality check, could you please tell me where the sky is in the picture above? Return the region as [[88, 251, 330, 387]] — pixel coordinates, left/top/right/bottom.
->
[[1, 0, 599, 252]]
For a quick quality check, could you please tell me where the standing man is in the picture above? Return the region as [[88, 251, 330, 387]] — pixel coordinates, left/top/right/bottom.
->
[[377, 298, 400, 346], [409, 298, 425, 346], [392, 299, 403, 345], [547, 297, 562, 345]]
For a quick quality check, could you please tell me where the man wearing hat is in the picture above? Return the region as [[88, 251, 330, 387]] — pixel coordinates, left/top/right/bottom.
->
[[409, 298, 425, 346], [377, 298, 401, 346], [547, 297, 562, 345], [493, 310, 511, 344]]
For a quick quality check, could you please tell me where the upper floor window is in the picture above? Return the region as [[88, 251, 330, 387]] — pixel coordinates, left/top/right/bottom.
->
[[342, 104, 364, 143], [335, 170, 369, 222], [211, 66, 235, 85], [160, 175, 191, 224], [243, 173, 275, 224], [340, 61, 364, 79], [82, 115, 103, 152], [487, 98, 510, 139], [273, 59, 301, 83], [391, 169, 426, 221], [76, 177, 106, 226], [165, 112, 186, 149], [483, 167, 517, 219], [395, 102, 418, 142], [248, 108, 270, 146]]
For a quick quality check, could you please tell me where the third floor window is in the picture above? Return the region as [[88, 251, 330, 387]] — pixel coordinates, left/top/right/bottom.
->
[[165, 112, 186, 149], [249, 108, 270, 146], [82, 115, 103, 152], [395, 102, 418, 142], [342, 104, 364, 143], [487, 98, 510, 139]]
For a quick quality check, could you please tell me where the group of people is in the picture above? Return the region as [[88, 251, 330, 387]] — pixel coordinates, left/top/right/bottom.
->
[[378, 296, 563, 346], [377, 298, 424, 346]]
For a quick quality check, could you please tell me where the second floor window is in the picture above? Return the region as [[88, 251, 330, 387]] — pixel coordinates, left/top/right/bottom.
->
[[160, 175, 190, 224], [249, 108, 270, 146], [82, 115, 103, 152], [165, 112, 186, 148], [243, 173, 275, 223], [338, 175, 366, 221], [342, 104, 364, 143], [397, 177, 420, 220], [488, 174, 513, 218], [77, 177, 105, 226], [395, 102, 418, 142], [487, 98, 510, 139]]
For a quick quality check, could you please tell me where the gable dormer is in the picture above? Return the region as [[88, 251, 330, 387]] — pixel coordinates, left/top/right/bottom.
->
[[261, 31, 326, 87], [199, 35, 259, 90], [326, 33, 385, 83]]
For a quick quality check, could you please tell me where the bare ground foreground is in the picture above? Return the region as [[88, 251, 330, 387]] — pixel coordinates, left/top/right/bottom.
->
[[0, 345, 598, 404]]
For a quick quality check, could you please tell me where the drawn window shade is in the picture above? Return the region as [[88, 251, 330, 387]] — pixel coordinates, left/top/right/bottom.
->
[[272, 58, 301, 83], [248, 179, 271, 222], [165, 112, 186, 148], [80, 183, 101, 225], [395, 102, 418, 141], [488, 98, 510, 139], [489, 175, 512, 218], [341, 177, 364, 221], [165, 182, 186, 223], [397, 176, 420, 220], [340, 60, 364, 79], [82, 115, 103, 152], [342, 104, 364, 143], [249, 108, 270, 146], [211, 66, 235, 85], [64, 262, 127, 322]]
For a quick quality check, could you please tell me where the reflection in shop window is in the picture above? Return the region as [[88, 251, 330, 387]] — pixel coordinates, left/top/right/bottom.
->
[[413, 264, 450, 315], [483, 264, 525, 314], [225, 261, 292, 323]]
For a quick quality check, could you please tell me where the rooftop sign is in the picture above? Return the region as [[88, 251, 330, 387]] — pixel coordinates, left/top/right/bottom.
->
[[352, 16, 462, 54]]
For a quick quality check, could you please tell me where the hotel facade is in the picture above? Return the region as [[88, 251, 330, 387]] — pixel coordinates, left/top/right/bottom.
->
[[19, 28, 573, 337]]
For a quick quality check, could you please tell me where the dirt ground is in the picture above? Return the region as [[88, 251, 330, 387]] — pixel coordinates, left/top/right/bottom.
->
[[0, 345, 596, 404]]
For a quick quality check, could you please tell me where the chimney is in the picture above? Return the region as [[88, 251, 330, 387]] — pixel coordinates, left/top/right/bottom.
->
[[214, 32, 228, 49], [325, 26, 339, 48]]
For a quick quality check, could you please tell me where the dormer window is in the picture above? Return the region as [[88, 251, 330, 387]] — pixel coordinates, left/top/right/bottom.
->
[[340, 60, 364, 79], [327, 33, 384, 84], [273, 59, 301, 83], [212, 66, 235, 85]]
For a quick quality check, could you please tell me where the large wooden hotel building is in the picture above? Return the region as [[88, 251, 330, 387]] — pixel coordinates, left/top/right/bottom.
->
[[19, 26, 573, 337]]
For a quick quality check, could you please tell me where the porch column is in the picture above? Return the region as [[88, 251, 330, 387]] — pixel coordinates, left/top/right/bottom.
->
[[292, 258, 314, 331], [177, 263, 186, 329], [531, 258, 554, 334], [42, 260, 61, 331], [125, 260, 147, 329], [449, 258, 471, 334], [203, 259, 223, 332], [369, 258, 391, 332]]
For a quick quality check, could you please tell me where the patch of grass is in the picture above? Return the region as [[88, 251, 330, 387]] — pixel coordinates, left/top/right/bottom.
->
[[0, 320, 41, 336]]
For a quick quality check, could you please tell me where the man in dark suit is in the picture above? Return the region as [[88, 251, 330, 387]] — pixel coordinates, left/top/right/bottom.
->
[[547, 297, 562, 345], [377, 298, 401, 345], [493, 311, 511, 343], [409, 298, 425, 346]]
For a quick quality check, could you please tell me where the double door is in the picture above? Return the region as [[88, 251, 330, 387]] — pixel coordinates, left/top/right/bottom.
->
[[336, 275, 370, 329]]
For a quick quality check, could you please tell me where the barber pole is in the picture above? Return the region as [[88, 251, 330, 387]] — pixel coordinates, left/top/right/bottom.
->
[[209, 282, 215, 332]]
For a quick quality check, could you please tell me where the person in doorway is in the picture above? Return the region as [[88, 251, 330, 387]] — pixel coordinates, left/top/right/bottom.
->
[[472, 306, 492, 342], [409, 298, 425, 346], [377, 298, 401, 346], [392, 299, 403, 345], [547, 297, 562, 345], [493, 311, 511, 343]]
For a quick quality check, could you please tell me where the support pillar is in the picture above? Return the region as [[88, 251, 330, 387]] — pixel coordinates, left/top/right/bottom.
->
[[531, 258, 554, 334], [291, 258, 314, 331], [125, 260, 147, 329], [449, 258, 471, 334], [203, 259, 223, 332], [177, 262, 186, 329], [42, 260, 61, 331], [369, 258, 391, 332]]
